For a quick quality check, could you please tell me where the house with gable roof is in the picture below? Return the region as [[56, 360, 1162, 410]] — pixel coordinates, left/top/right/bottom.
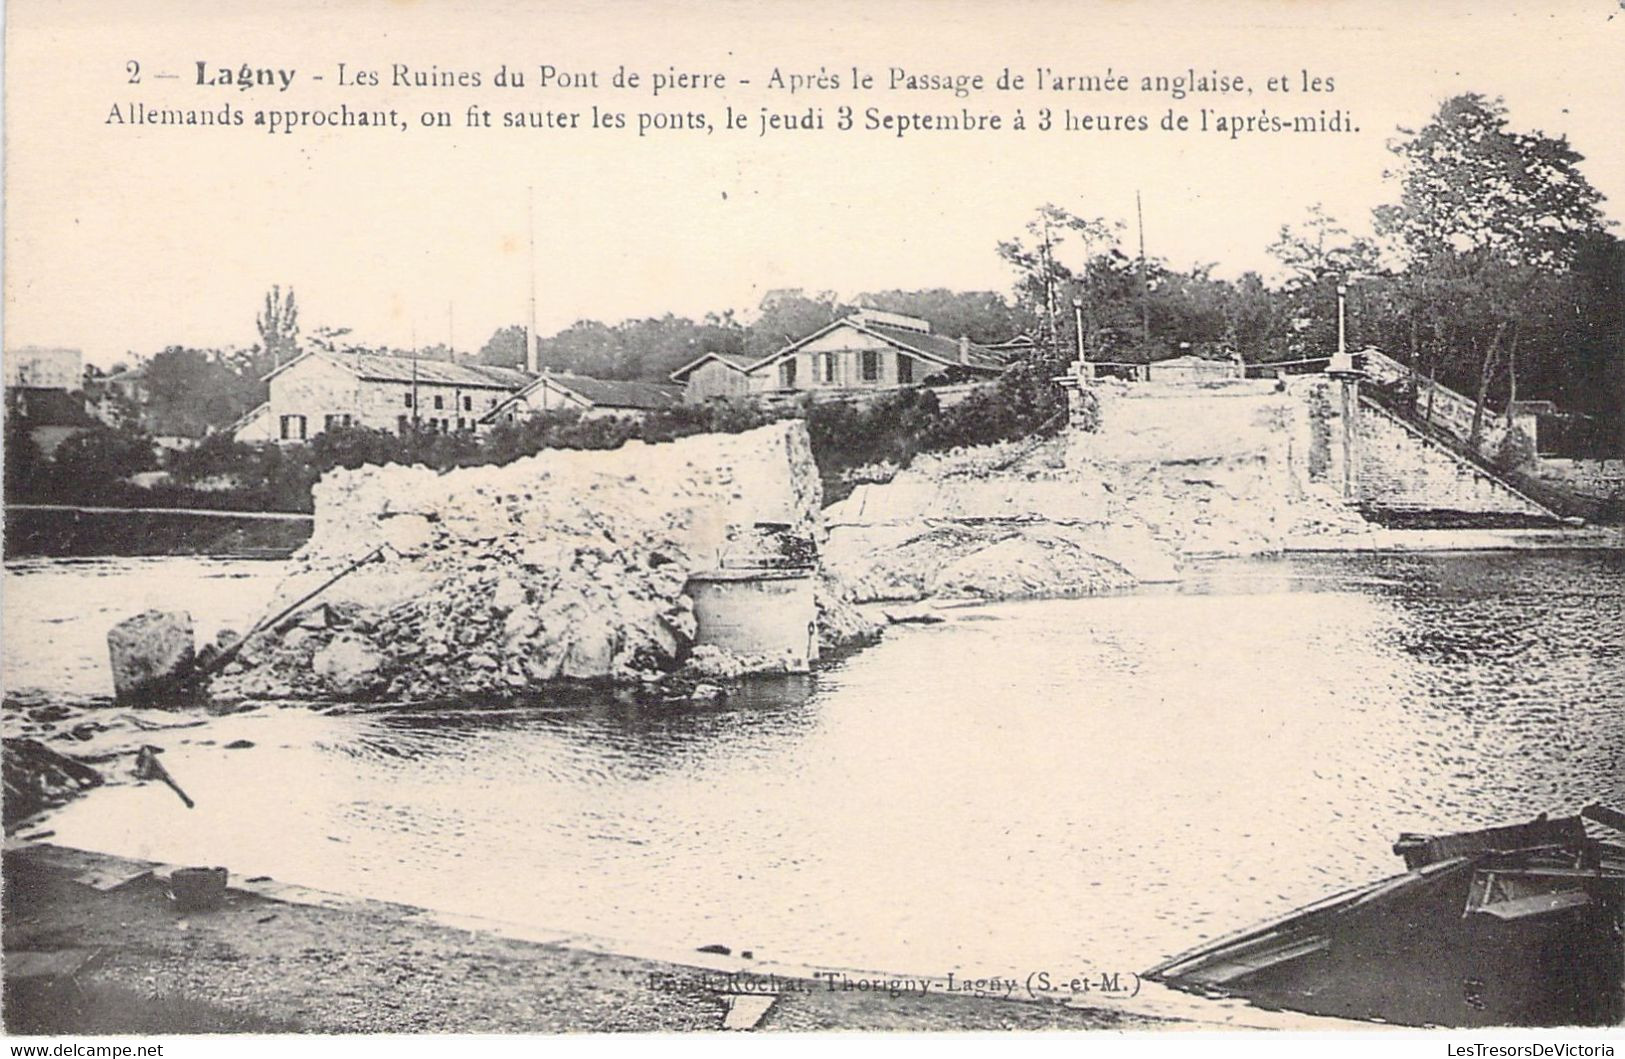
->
[[669, 310, 1007, 403], [241, 350, 536, 443], [481, 371, 685, 426]]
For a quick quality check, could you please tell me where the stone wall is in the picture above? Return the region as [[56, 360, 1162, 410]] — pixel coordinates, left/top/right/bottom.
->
[[1356, 399, 1552, 516], [1361, 347, 1539, 455], [1532, 459, 1625, 501]]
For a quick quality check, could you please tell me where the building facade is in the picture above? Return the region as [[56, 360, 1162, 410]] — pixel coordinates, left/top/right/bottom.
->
[[247, 352, 534, 443], [5, 346, 83, 391], [670, 311, 1006, 403], [667, 353, 755, 403]]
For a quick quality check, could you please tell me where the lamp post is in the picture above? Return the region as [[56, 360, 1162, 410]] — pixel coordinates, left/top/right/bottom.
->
[[1072, 297, 1086, 368], [1326, 278, 1365, 504]]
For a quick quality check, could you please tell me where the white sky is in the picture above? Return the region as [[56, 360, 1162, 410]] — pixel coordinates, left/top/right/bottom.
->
[[5, 0, 1623, 367]]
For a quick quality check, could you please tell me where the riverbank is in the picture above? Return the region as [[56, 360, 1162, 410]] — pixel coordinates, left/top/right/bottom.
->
[[1283, 525, 1625, 553], [7, 500, 1620, 564], [4, 505, 312, 559], [4, 841, 1315, 1034]]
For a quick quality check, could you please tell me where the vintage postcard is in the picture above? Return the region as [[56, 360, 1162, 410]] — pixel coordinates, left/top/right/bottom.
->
[[2, 0, 1622, 1048]]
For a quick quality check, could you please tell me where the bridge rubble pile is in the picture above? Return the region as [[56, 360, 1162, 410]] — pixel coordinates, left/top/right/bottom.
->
[[207, 422, 878, 704], [824, 381, 1372, 603]]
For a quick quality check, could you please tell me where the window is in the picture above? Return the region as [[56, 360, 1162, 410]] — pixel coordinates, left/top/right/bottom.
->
[[404, 392, 414, 408], [462, 395, 472, 411], [325, 414, 341, 432], [397, 415, 409, 434], [821, 352, 837, 384], [780, 359, 797, 389], [433, 395, 444, 410], [457, 417, 466, 431], [861, 349, 879, 382], [279, 414, 307, 441], [897, 355, 913, 385]]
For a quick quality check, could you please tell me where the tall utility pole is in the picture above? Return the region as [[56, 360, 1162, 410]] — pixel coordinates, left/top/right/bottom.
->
[[526, 188, 538, 372], [1336, 282, 1348, 357], [1040, 212, 1060, 353], [410, 322, 420, 437], [1136, 191, 1150, 351], [527, 185, 547, 411]]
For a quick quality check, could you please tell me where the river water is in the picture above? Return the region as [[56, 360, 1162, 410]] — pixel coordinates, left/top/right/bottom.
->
[[4, 551, 1623, 979]]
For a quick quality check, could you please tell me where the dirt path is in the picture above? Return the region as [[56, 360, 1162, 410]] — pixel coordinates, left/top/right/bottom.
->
[[2, 845, 1167, 1034]]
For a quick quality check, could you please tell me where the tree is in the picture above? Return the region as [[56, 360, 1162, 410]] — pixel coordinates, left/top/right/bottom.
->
[[140, 346, 261, 437], [1373, 94, 1610, 445], [997, 204, 1085, 352], [747, 290, 850, 357], [50, 425, 157, 497], [853, 289, 1023, 345], [1268, 204, 1382, 359], [1548, 233, 1625, 454], [306, 325, 356, 356], [476, 324, 528, 368], [257, 285, 301, 368], [4, 412, 47, 500], [1270, 204, 1379, 284]]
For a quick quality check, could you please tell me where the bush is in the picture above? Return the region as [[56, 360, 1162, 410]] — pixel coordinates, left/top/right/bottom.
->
[[1493, 426, 1538, 472], [4, 415, 47, 500], [24, 348, 1074, 514], [166, 431, 260, 484], [48, 426, 158, 500]]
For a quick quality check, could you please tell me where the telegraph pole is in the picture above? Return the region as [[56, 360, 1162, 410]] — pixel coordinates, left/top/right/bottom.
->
[[1136, 191, 1150, 351], [528, 185, 547, 411], [1040, 212, 1060, 354], [1337, 281, 1348, 358]]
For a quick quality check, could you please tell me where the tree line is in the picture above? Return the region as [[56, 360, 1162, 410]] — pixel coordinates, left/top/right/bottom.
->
[[15, 91, 1622, 488]]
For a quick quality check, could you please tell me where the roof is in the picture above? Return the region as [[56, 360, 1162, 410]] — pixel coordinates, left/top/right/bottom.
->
[[483, 372, 685, 420], [264, 351, 536, 390], [549, 373, 684, 410], [668, 351, 755, 382], [748, 315, 1006, 375], [8, 387, 98, 427], [227, 401, 271, 434]]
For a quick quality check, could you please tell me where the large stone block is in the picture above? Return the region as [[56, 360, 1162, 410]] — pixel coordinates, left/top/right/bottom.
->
[[106, 610, 196, 705], [311, 634, 386, 696]]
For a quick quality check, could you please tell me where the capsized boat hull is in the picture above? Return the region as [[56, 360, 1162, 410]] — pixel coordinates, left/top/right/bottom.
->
[[1145, 812, 1624, 1027]]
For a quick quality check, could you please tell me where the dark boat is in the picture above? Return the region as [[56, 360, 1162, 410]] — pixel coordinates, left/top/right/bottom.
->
[[1145, 804, 1625, 1027]]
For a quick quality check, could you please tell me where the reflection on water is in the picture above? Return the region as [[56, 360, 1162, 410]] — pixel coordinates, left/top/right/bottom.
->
[[3, 557, 285, 703], [8, 552, 1625, 979]]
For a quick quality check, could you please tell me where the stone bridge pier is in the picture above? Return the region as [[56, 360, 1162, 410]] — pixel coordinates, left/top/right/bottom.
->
[[1057, 354, 1555, 520]]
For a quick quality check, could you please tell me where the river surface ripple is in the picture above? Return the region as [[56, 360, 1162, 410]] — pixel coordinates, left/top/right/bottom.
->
[[4, 551, 1622, 976]]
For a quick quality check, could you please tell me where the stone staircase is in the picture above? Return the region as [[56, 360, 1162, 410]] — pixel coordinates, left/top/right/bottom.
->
[[1357, 392, 1567, 521]]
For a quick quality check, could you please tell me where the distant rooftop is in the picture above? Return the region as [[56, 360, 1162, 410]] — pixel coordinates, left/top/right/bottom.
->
[[545, 372, 685, 411], [267, 351, 535, 390], [848, 309, 931, 333]]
